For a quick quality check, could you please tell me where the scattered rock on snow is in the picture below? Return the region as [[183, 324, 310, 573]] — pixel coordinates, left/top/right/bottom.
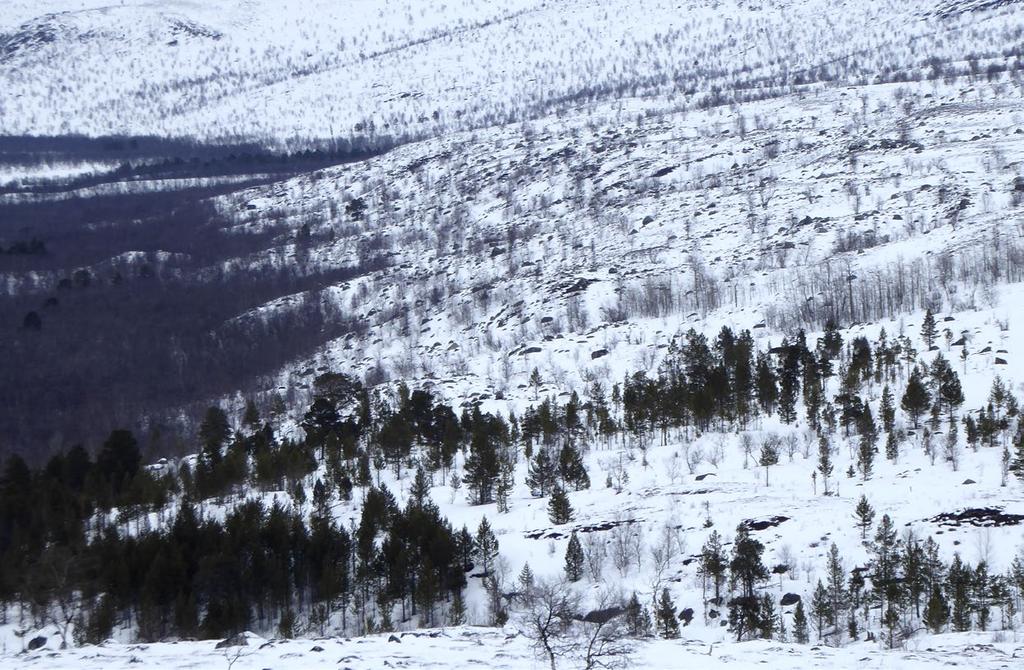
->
[[739, 515, 789, 532], [928, 507, 1024, 528], [388, 634, 401, 643], [680, 608, 694, 625], [781, 593, 801, 606], [962, 479, 976, 485], [582, 606, 626, 624], [215, 633, 248, 649], [28, 636, 47, 651]]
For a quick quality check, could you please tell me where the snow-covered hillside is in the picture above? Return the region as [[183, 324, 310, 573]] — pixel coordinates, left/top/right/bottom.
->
[[2, 0, 1023, 144], [4, 628, 1024, 670], [4, 1, 1024, 669]]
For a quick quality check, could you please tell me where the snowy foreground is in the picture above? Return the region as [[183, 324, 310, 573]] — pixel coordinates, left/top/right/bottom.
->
[[3, 628, 1024, 670]]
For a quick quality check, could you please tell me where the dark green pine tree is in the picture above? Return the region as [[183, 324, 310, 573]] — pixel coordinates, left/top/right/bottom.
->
[[792, 599, 809, 643], [564, 531, 585, 582], [938, 366, 965, 419], [901, 368, 931, 429], [853, 495, 875, 539], [410, 466, 432, 508], [758, 594, 777, 639], [525, 448, 556, 497], [1011, 426, 1024, 480], [475, 517, 499, 576], [730, 525, 768, 598], [199, 406, 231, 466], [948, 554, 972, 632], [548, 485, 574, 524], [810, 580, 831, 640], [885, 430, 900, 462], [656, 588, 680, 639], [880, 385, 896, 433], [778, 345, 801, 424], [558, 442, 590, 491], [923, 584, 949, 633], [463, 430, 500, 505], [921, 308, 937, 349], [625, 592, 653, 637], [817, 436, 834, 495], [825, 543, 848, 629], [754, 352, 779, 415]]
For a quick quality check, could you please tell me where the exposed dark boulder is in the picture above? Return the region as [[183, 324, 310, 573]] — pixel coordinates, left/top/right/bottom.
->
[[781, 593, 801, 606], [215, 633, 248, 649], [582, 606, 626, 624]]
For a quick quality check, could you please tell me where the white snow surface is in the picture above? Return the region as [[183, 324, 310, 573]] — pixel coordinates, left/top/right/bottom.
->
[[3, 628, 1024, 669]]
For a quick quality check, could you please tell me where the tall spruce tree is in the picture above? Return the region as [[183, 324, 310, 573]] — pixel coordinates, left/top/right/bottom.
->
[[853, 495, 875, 539], [792, 599, 809, 643], [817, 436, 834, 495], [564, 531, 585, 582], [921, 309, 937, 349], [475, 517, 499, 576], [901, 368, 931, 428], [656, 588, 680, 639], [548, 485, 574, 524]]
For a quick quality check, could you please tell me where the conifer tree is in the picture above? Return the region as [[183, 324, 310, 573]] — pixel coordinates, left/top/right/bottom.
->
[[792, 599, 809, 643], [759, 438, 779, 486], [517, 563, 535, 597], [410, 466, 432, 508], [857, 433, 875, 480], [754, 352, 779, 415], [698, 530, 728, 605], [901, 368, 931, 429], [558, 442, 590, 491], [447, 589, 467, 626], [730, 525, 768, 598], [564, 531, 585, 582], [854, 495, 875, 539], [199, 406, 231, 467], [525, 448, 556, 497], [495, 455, 513, 514], [880, 385, 896, 433], [924, 584, 949, 633], [817, 436, 834, 495], [758, 594, 777, 639], [948, 554, 972, 632], [625, 592, 653, 637], [885, 430, 900, 462], [463, 429, 500, 505], [938, 366, 965, 420], [810, 580, 831, 639], [656, 588, 680, 639], [548, 485, 574, 524], [475, 517, 499, 576], [921, 309, 937, 349], [825, 544, 848, 629]]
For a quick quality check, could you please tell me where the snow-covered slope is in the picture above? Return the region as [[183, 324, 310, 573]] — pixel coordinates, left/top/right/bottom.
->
[[4, 628, 1024, 670], [4, 1, 1024, 668], [2, 0, 1023, 144]]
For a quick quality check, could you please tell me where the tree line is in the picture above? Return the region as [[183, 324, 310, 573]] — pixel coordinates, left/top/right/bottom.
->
[[4, 312, 1024, 646]]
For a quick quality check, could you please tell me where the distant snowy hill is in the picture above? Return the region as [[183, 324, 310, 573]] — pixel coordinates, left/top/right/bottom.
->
[[2, 0, 1023, 144]]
